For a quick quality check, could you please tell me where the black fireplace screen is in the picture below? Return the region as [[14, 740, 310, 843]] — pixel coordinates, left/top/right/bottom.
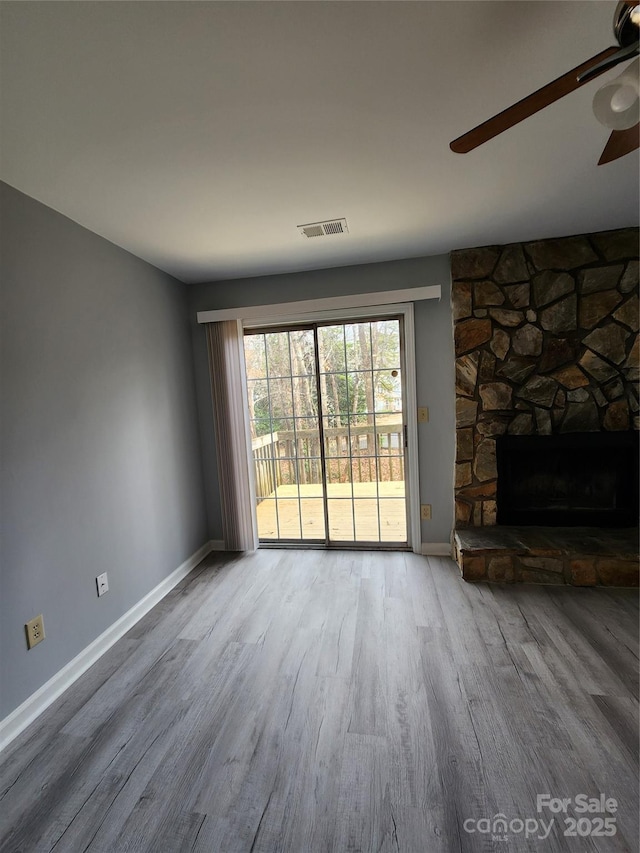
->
[[496, 432, 639, 527]]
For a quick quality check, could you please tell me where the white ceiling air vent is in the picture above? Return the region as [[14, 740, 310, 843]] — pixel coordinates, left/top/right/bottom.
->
[[298, 218, 349, 238]]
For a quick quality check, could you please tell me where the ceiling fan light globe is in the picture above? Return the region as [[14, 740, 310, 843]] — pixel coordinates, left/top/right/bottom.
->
[[611, 83, 638, 112], [592, 58, 640, 129]]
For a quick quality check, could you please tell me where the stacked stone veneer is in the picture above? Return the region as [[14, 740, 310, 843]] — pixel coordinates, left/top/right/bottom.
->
[[452, 227, 639, 531]]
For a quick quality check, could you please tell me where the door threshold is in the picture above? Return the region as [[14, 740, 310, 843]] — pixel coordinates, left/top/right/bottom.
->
[[258, 541, 411, 551]]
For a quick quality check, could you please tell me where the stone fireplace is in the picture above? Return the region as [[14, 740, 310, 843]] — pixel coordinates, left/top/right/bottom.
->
[[451, 227, 639, 586]]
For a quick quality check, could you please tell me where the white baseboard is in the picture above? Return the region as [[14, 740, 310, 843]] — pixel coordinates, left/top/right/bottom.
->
[[209, 539, 226, 550], [421, 542, 454, 557], [0, 540, 216, 754]]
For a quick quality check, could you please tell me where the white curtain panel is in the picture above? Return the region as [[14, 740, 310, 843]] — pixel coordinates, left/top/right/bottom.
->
[[206, 320, 258, 551]]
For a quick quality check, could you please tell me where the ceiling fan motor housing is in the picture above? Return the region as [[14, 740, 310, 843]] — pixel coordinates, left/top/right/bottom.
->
[[614, 1, 640, 47]]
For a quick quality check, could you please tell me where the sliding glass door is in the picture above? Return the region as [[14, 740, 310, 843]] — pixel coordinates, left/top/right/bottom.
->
[[244, 317, 408, 547]]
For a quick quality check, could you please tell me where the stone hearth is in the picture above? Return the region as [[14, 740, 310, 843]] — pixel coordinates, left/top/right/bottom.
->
[[450, 226, 639, 586], [454, 527, 638, 587]]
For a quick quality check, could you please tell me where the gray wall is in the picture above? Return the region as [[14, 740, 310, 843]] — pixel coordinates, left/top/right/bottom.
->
[[188, 255, 455, 547], [0, 182, 208, 719]]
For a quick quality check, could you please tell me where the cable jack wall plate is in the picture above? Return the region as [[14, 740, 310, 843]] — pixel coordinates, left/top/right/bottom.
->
[[96, 572, 109, 597]]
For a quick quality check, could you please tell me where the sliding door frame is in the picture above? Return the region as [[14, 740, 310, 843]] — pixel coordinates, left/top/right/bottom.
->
[[243, 302, 421, 554]]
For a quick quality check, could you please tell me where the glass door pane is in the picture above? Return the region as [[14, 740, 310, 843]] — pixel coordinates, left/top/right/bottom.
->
[[244, 328, 325, 542], [317, 318, 407, 546]]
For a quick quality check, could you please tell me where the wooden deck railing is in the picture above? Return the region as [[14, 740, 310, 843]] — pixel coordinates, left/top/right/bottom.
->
[[251, 423, 404, 501]]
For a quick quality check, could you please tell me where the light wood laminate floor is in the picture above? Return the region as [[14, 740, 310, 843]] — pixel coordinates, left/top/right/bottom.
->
[[1, 550, 638, 852]]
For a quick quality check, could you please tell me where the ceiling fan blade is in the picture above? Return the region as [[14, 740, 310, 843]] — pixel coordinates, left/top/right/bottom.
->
[[450, 46, 619, 154], [598, 123, 639, 164], [577, 40, 639, 83]]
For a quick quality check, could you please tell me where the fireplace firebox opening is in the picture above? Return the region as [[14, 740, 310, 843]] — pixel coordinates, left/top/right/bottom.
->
[[496, 432, 639, 528]]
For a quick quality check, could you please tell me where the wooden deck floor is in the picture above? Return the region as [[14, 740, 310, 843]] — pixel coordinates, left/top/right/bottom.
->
[[1, 550, 637, 852], [256, 481, 407, 542]]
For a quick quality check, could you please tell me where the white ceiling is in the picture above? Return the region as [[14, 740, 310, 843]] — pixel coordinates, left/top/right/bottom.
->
[[1, 1, 638, 284]]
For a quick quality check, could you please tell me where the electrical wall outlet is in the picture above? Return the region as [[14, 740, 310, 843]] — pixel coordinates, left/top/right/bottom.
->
[[96, 572, 109, 597], [25, 614, 45, 649], [418, 407, 429, 423], [421, 504, 432, 521]]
